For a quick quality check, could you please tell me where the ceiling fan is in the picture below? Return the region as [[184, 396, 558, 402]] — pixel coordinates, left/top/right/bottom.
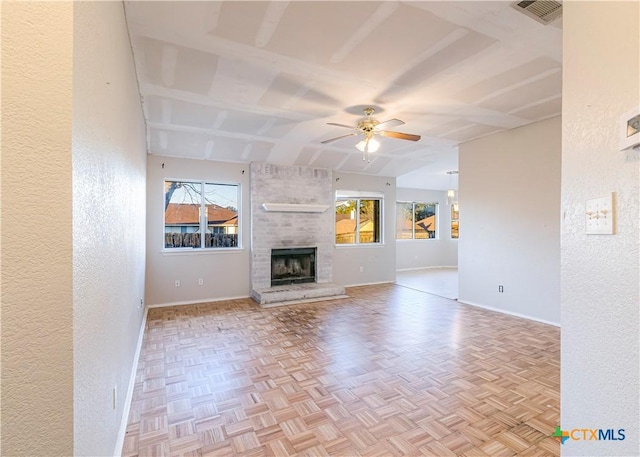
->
[[321, 107, 421, 161]]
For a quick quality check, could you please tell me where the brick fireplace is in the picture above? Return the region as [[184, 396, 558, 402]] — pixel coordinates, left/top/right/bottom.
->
[[250, 162, 345, 306]]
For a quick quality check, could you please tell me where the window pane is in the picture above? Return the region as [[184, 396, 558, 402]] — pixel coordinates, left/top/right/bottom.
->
[[414, 203, 436, 239], [164, 181, 203, 249], [204, 183, 239, 248], [164, 181, 240, 249], [396, 202, 413, 239], [359, 199, 380, 243], [451, 202, 459, 239], [335, 199, 357, 244]]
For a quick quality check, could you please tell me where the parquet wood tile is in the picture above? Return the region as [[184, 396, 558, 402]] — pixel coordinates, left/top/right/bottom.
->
[[123, 284, 560, 456]]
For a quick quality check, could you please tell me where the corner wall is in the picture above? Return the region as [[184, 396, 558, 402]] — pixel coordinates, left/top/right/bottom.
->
[[146, 156, 251, 305], [562, 2, 639, 455], [72, 3, 148, 455], [396, 188, 458, 270], [1, 3, 74, 454], [458, 116, 561, 325]]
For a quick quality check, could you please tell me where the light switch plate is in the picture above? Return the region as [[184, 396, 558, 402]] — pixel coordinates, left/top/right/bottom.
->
[[585, 193, 614, 235]]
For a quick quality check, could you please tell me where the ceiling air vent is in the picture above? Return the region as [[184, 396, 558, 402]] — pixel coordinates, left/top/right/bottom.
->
[[511, 0, 562, 25]]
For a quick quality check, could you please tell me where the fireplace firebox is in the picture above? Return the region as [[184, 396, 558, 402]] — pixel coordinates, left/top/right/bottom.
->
[[271, 247, 316, 286]]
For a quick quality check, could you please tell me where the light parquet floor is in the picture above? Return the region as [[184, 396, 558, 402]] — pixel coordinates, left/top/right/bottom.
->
[[123, 284, 560, 457]]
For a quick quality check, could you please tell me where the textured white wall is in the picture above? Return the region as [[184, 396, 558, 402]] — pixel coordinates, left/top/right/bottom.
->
[[333, 172, 397, 286], [1, 3, 74, 454], [0, 2, 73, 455], [72, 3, 147, 455], [458, 116, 561, 325], [146, 155, 251, 305], [562, 2, 639, 455], [396, 188, 458, 270]]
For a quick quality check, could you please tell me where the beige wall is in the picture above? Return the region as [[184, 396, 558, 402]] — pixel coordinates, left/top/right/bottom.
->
[[146, 158, 396, 300], [396, 188, 458, 270], [333, 172, 397, 286], [562, 2, 639, 455], [458, 116, 561, 325], [73, 2, 147, 455], [146, 155, 251, 306], [1, 3, 74, 454]]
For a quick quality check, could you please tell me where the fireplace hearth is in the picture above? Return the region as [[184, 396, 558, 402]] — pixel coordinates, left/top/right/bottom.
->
[[271, 247, 316, 286]]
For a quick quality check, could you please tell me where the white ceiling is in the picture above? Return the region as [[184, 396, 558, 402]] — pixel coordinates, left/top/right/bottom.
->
[[124, 1, 562, 190]]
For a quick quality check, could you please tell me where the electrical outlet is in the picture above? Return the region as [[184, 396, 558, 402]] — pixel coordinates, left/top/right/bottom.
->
[[359, 266, 364, 272], [175, 280, 181, 288], [498, 285, 504, 293], [139, 298, 144, 309], [198, 278, 203, 286]]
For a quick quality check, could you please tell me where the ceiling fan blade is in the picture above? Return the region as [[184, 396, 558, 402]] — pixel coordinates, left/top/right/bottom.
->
[[327, 122, 356, 130], [379, 130, 421, 141], [374, 118, 405, 131], [321, 132, 358, 144]]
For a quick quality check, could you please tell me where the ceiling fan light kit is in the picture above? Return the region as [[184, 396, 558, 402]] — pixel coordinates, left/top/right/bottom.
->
[[322, 107, 421, 162], [356, 137, 380, 161]]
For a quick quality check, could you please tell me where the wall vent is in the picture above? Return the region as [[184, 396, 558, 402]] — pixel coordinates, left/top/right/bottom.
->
[[511, 0, 562, 25]]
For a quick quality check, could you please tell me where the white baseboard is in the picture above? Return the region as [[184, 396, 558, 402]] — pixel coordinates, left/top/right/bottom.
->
[[113, 307, 148, 456], [147, 295, 251, 308], [457, 299, 560, 327], [396, 266, 457, 272], [342, 280, 394, 288]]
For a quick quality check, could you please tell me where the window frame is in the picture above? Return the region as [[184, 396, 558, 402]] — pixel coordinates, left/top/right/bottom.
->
[[395, 200, 439, 241], [163, 178, 242, 252], [335, 190, 384, 246]]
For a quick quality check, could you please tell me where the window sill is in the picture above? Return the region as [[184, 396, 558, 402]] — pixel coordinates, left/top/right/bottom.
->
[[335, 243, 386, 249], [162, 247, 245, 256]]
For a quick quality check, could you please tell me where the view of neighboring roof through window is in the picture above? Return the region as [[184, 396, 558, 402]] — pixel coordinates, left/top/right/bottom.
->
[[164, 180, 240, 249]]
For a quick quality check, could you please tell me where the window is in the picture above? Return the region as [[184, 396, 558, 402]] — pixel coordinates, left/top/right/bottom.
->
[[335, 193, 382, 245], [164, 180, 240, 249], [451, 202, 459, 239], [396, 201, 437, 239]]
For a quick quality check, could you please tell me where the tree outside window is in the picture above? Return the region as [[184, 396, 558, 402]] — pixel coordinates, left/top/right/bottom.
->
[[335, 198, 381, 245]]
